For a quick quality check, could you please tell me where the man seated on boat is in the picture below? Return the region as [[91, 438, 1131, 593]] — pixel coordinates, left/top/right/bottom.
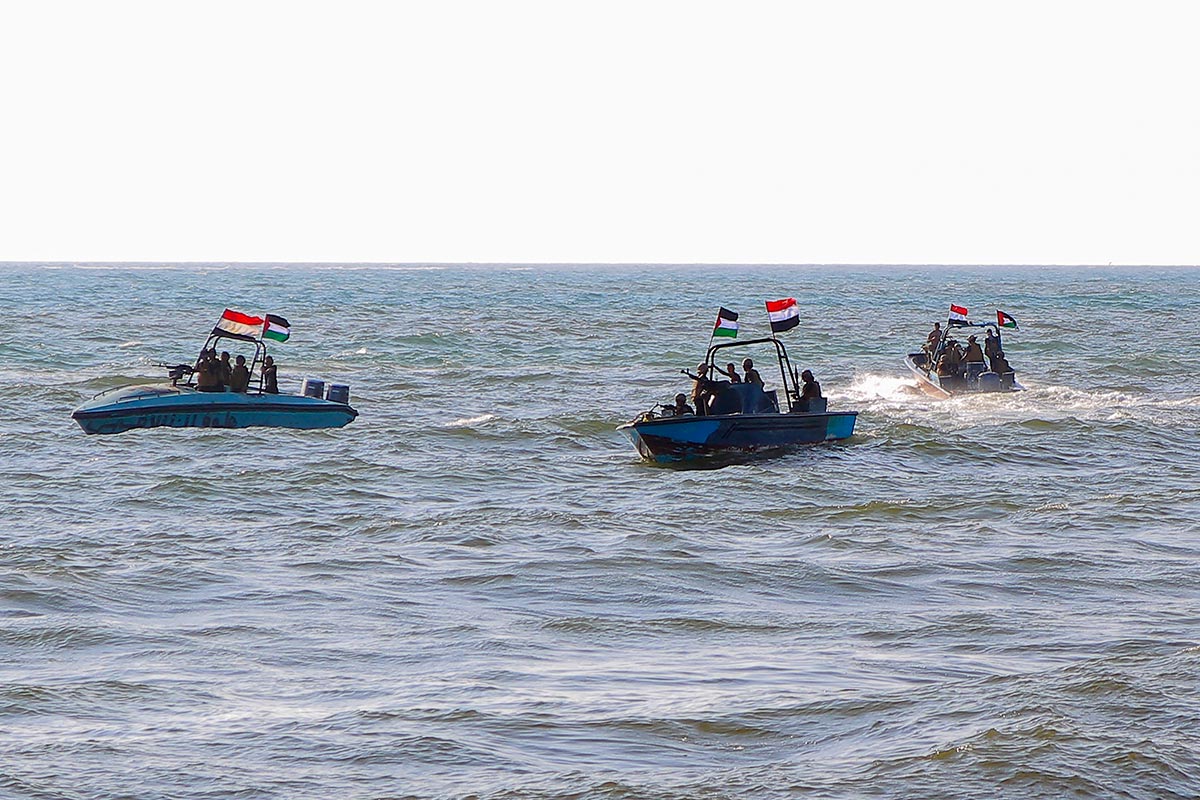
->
[[990, 350, 1013, 375], [741, 358, 764, 387], [793, 369, 824, 412], [662, 393, 694, 417], [800, 370, 822, 401], [228, 355, 251, 393], [195, 350, 223, 392], [962, 335, 986, 363], [936, 345, 961, 378]]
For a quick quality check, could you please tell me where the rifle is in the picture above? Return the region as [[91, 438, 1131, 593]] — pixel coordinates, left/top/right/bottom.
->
[[153, 362, 195, 384]]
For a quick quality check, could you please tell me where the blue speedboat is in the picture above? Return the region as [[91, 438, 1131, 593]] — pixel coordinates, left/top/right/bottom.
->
[[619, 336, 858, 462], [73, 383, 357, 434], [72, 320, 357, 435]]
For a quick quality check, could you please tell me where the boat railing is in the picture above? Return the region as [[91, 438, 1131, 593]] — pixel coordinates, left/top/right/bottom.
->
[[89, 384, 180, 402]]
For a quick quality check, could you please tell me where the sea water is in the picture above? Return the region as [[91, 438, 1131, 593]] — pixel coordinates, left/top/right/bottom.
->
[[2, 263, 1198, 799]]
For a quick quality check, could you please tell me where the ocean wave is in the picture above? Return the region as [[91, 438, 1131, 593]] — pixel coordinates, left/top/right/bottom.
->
[[441, 413, 498, 428]]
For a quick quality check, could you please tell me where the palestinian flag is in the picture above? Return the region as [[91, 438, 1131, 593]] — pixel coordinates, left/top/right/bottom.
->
[[948, 304, 969, 326], [766, 297, 799, 333], [997, 310, 1018, 329], [215, 308, 264, 338], [263, 314, 291, 342], [713, 307, 739, 338]]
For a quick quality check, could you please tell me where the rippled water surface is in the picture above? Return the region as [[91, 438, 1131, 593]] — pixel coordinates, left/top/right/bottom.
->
[[2, 263, 1199, 799]]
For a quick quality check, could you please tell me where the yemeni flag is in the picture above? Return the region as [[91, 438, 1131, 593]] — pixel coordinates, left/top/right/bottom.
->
[[713, 307, 739, 338], [948, 304, 970, 326], [215, 308, 264, 338], [263, 314, 291, 342], [997, 310, 1018, 330], [766, 297, 799, 333]]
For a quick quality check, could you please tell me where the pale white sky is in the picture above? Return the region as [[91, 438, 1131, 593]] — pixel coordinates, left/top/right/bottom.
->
[[1, 0, 1196, 264]]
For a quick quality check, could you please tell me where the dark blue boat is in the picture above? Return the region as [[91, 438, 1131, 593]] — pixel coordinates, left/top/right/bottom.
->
[[619, 337, 858, 462]]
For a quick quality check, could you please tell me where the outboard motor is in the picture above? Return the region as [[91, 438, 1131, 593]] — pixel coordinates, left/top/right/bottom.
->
[[978, 372, 1001, 392], [966, 362, 988, 386], [302, 378, 325, 398]]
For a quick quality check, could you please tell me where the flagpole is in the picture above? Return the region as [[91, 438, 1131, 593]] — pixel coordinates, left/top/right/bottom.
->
[[706, 307, 718, 359]]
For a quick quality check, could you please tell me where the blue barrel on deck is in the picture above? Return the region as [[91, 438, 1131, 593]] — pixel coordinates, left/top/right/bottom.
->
[[326, 384, 350, 404], [302, 378, 325, 399]]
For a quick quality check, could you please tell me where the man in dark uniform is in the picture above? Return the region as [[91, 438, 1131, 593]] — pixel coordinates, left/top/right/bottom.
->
[[261, 355, 279, 394], [689, 363, 720, 415], [800, 369, 822, 400], [985, 329, 1002, 371]]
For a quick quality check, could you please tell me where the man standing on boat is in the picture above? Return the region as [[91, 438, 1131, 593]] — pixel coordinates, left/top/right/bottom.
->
[[261, 355, 279, 394], [963, 335, 985, 364], [925, 322, 942, 358], [688, 363, 720, 415], [742, 358, 764, 387], [984, 329, 1001, 369]]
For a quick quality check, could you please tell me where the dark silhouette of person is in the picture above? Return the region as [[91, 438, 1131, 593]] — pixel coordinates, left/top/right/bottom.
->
[[218, 351, 233, 389], [261, 355, 279, 394], [800, 369, 822, 400], [985, 330, 1003, 371], [992, 350, 1013, 374], [742, 358, 763, 386]]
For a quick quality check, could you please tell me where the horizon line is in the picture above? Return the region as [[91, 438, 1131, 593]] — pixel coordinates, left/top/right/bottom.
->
[[2, 260, 1197, 268]]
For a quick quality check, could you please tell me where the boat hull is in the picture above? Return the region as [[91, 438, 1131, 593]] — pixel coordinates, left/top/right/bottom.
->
[[904, 354, 1023, 398], [72, 384, 358, 435], [619, 411, 857, 462]]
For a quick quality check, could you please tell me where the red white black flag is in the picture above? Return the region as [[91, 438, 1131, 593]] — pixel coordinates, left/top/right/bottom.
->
[[766, 298, 799, 333]]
